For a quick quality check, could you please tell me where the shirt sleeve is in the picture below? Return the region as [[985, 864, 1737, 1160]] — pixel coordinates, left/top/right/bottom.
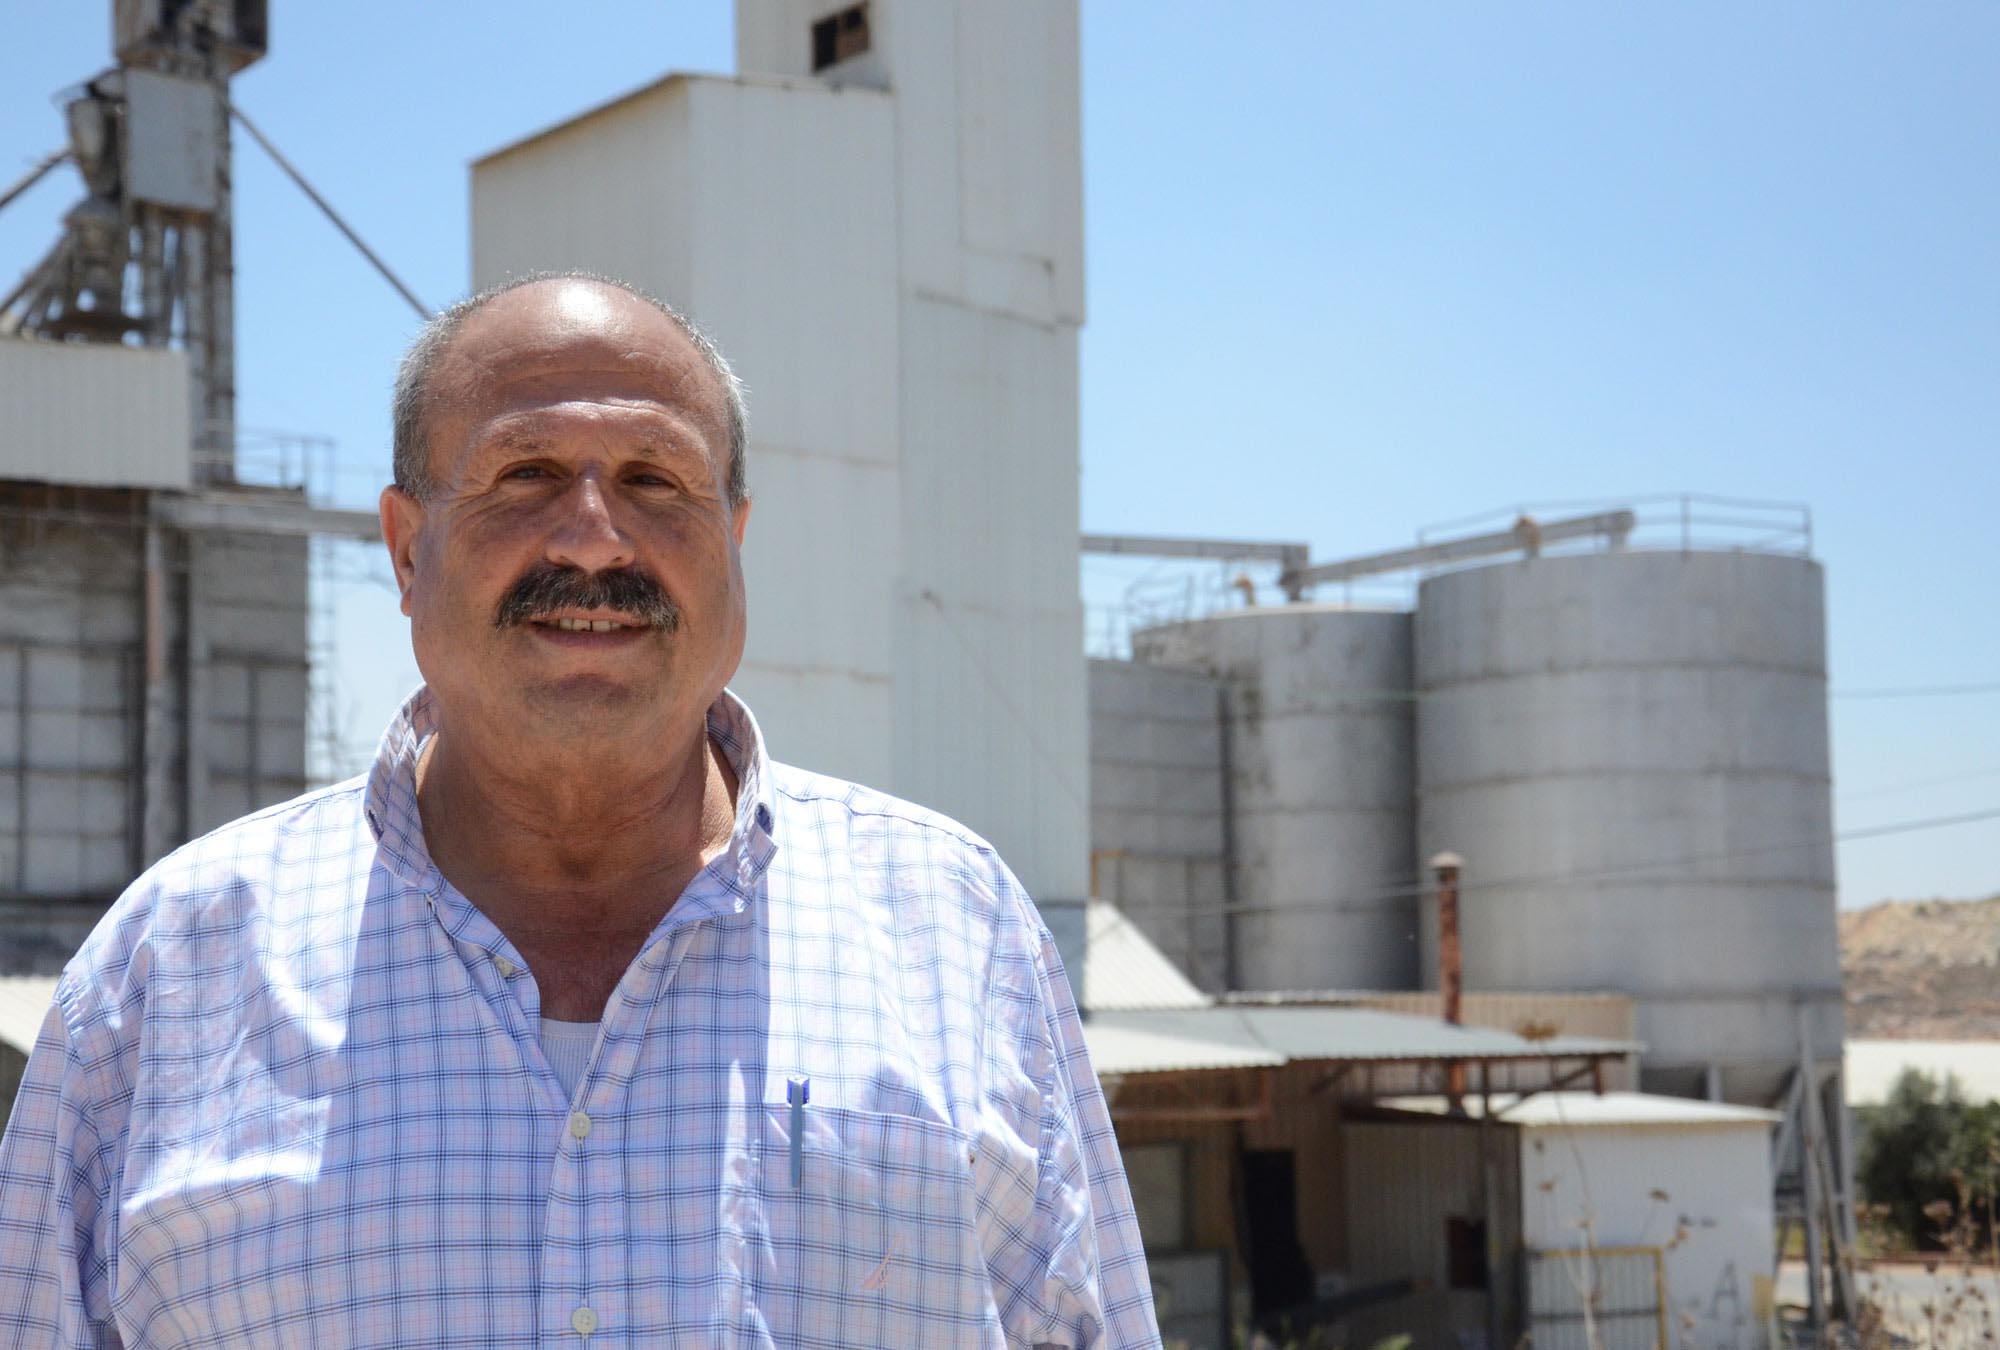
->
[[1028, 927, 1161, 1348], [0, 996, 122, 1348], [975, 869, 1160, 1348]]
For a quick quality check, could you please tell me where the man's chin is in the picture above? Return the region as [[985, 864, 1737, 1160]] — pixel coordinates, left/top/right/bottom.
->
[[511, 673, 664, 728]]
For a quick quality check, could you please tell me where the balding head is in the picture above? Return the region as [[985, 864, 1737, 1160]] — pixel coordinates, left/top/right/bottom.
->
[[392, 272, 748, 505]]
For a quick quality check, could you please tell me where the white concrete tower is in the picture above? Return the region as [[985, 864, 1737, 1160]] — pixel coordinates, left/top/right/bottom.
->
[[471, 2, 1090, 958]]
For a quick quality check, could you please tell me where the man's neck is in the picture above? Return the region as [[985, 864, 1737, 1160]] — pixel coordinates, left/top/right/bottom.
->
[[412, 710, 740, 1017]]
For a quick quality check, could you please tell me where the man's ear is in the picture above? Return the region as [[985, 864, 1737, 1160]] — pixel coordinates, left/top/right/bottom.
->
[[379, 486, 427, 617], [731, 494, 752, 548]]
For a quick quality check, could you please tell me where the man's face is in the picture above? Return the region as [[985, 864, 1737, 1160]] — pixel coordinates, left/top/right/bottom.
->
[[379, 281, 749, 748]]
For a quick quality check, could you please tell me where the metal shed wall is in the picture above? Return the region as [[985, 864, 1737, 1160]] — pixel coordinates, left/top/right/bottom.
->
[[1519, 1115, 1775, 1348]]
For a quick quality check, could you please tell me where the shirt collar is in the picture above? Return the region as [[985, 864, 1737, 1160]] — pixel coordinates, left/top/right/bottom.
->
[[364, 684, 780, 898]]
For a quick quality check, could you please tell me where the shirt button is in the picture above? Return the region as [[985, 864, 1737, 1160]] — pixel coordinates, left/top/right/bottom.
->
[[571, 1305, 597, 1336], [569, 1111, 592, 1139], [493, 955, 517, 978]]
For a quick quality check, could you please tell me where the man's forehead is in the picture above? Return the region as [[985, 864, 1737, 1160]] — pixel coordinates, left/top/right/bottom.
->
[[437, 281, 723, 418]]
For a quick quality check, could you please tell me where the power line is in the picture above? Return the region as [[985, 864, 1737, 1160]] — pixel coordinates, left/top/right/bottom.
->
[[1840, 765, 2000, 804], [1833, 681, 2000, 700], [915, 588, 1091, 816], [1117, 803, 2000, 922]]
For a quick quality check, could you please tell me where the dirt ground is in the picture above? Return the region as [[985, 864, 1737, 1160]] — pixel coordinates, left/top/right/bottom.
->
[[1843, 896, 2000, 1039]]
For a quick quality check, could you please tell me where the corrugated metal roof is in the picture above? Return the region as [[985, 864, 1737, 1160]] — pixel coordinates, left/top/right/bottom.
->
[[0, 976, 58, 1058], [1846, 1039, 2000, 1107], [1105, 1006, 1637, 1065], [1082, 1013, 1283, 1077], [1381, 1091, 1780, 1128], [1077, 903, 1640, 1076], [1085, 1005, 1638, 1078], [1081, 903, 1211, 1012]]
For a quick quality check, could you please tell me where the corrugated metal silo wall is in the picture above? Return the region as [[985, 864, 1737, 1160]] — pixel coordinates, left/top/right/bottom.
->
[[1414, 551, 1842, 1101], [1134, 608, 1419, 991], [0, 492, 308, 970], [1087, 659, 1229, 989]]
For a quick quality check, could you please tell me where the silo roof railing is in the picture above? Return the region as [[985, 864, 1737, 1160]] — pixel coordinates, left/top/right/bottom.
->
[[1414, 492, 1813, 562]]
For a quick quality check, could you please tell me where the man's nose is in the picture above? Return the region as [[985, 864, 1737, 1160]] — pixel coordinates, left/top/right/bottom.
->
[[544, 474, 634, 574]]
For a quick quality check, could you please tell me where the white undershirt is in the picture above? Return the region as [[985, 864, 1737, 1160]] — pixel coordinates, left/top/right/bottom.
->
[[538, 1018, 600, 1097]]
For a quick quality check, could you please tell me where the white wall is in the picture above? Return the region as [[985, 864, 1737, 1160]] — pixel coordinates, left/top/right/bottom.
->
[[469, 0, 1090, 909], [0, 339, 190, 489], [1521, 1122, 1774, 1349], [473, 77, 905, 794]]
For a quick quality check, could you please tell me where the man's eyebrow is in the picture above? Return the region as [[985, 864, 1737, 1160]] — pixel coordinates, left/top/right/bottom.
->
[[474, 426, 554, 456], [471, 422, 708, 467]]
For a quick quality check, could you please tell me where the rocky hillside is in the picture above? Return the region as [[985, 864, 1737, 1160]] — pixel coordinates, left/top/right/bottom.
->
[[1842, 895, 2000, 1038]]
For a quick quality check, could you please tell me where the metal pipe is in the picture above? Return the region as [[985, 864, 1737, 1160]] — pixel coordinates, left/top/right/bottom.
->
[[1432, 852, 1465, 1027], [140, 520, 175, 864], [0, 247, 65, 333], [0, 149, 70, 217], [1479, 1060, 1504, 1350], [228, 104, 434, 321], [183, 534, 209, 840], [1293, 509, 1637, 587], [137, 211, 168, 344], [1433, 851, 1468, 1112], [1797, 1005, 1827, 1333], [1217, 684, 1241, 990], [13, 651, 27, 893], [1110, 1071, 1273, 1124], [207, 63, 237, 483], [178, 220, 211, 470]]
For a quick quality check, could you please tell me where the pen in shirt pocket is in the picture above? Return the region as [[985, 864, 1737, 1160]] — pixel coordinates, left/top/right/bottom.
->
[[787, 1075, 809, 1187]]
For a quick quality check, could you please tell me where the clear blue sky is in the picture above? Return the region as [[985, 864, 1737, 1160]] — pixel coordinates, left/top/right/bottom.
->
[[4, 4, 1996, 908]]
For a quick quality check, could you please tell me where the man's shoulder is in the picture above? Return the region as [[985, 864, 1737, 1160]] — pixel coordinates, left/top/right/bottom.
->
[[764, 761, 1043, 916], [59, 778, 371, 1006], [767, 760, 999, 856]]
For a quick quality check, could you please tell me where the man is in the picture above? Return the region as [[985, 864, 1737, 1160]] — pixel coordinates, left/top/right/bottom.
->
[[0, 274, 1159, 1347]]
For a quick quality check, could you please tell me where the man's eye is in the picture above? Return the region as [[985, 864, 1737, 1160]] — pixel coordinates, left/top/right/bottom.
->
[[629, 473, 675, 488], [504, 465, 549, 481]]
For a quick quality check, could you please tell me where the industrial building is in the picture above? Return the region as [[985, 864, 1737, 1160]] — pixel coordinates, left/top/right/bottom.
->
[[1089, 509, 1843, 1103], [1087, 503, 1853, 1342], [0, 3, 370, 971]]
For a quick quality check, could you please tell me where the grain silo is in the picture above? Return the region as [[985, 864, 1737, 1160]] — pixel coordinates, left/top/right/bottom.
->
[[1414, 549, 1842, 1102], [1133, 606, 1418, 991]]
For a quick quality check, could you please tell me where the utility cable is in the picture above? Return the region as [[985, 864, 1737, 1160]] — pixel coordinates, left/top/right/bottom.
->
[[1833, 681, 2000, 700], [916, 588, 1091, 816], [228, 103, 433, 321], [1130, 802, 2000, 922], [1841, 765, 2000, 804]]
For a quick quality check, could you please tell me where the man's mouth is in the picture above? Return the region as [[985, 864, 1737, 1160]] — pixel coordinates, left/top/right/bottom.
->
[[494, 562, 681, 632], [533, 616, 647, 633]]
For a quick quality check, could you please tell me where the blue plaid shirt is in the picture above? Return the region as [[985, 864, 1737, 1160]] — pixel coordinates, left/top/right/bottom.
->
[[0, 688, 1159, 1347]]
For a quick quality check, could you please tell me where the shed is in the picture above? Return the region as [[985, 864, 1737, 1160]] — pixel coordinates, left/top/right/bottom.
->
[[1362, 1093, 1779, 1349]]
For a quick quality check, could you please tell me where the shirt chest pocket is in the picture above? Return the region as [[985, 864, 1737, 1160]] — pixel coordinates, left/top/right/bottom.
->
[[739, 1103, 997, 1346]]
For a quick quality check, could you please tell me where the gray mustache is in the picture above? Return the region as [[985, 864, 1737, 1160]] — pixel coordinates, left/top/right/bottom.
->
[[493, 563, 681, 630]]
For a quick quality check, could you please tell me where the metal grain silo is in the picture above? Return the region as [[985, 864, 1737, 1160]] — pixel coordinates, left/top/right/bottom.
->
[[1134, 606, 1418, 992], [1415, 551, 1842, 1101]]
